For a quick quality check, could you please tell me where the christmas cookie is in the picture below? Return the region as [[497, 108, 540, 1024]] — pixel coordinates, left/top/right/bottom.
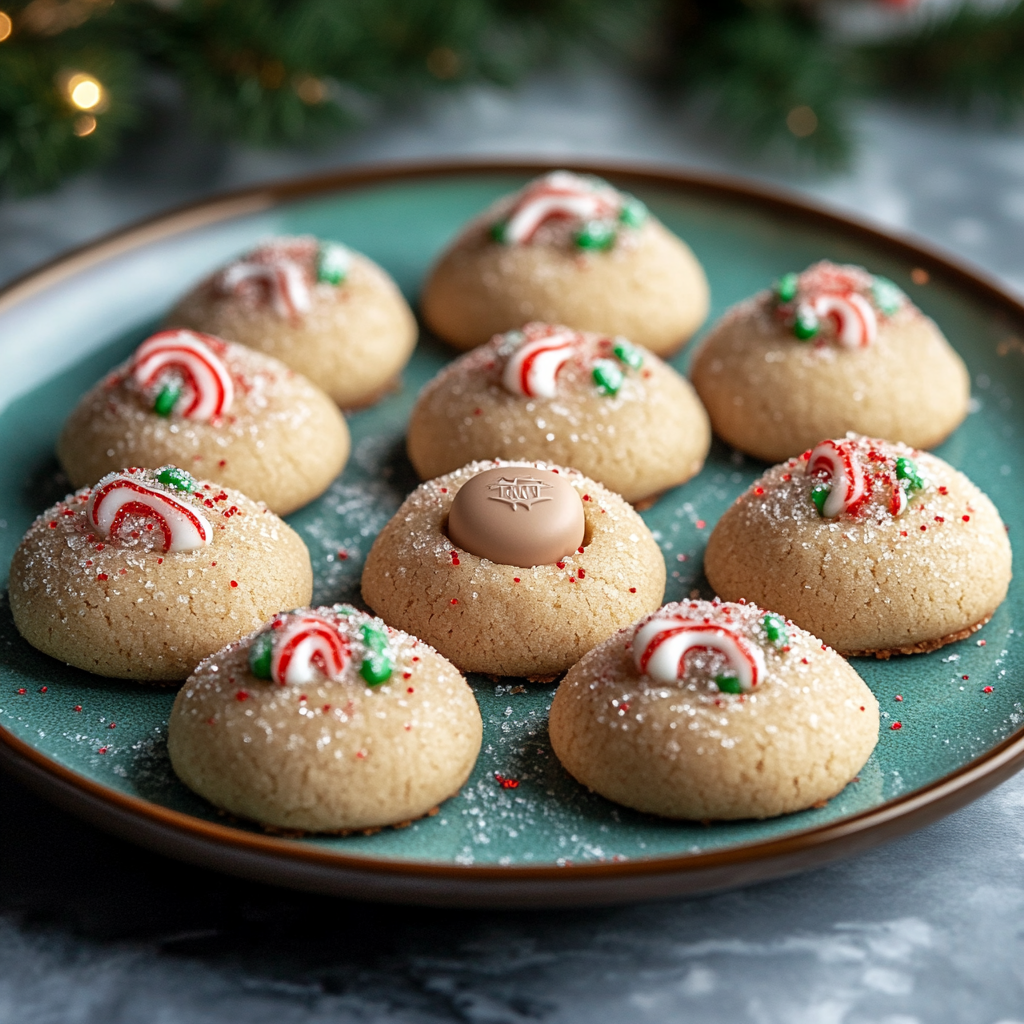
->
[[690, 261, 970, 462], [361, 460, 666, 677], [9, 466, 313, 681], [421, 171, 709, 355], [168, 605, 482, 833], [704, 436, 1012, 656], [167, 236, 417, 409], [549, 598, 879, 820], [57, 329, 350, 516], [406, 322, 710, 505]]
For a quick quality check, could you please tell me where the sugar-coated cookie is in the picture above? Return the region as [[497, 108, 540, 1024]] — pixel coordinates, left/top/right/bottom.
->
[[167, 236, 417, 409], [9, 466, 312, 680], [168, 605, 482, 833], [407, 322, 710, 504], [690, 262, 970, 462], [704, 436, 1012, 656], [549, 598, 879, 820], [361, 460, 666, 677], [57, 329, 349, 516], [421, 171, 709, 355]]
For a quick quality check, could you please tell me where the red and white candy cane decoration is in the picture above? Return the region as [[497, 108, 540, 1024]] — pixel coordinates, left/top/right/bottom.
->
[[270, 615, 351, 686], [132, 330, 234, 421], [501, 172, 619, 244], [633, 615, 766, 692], [501, 326, 581, 398], [806, 439, 868, 517], [220, 257, 311, 320], [811, 291, 877, 348], [88, 474, 212, 553]]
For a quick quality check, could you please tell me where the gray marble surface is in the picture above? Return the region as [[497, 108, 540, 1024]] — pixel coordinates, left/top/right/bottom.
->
[[2, 69, 1024, 1023]]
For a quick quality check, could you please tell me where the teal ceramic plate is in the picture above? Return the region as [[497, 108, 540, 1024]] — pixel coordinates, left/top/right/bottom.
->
[[1, 162, 1023, 908]]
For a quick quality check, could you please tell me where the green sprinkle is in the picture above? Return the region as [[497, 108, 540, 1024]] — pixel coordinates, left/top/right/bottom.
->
[[592, 359, 624, 396], [618, 196, 647, 228], [762, 613, 789, 646], [359, 623, 393, 685], [153, 383, 181, 417], [490, 220, 509, 244], [317, 242, 350, 285], [895, 457, 924, 491], [872, 275, 905, 316], [155, 466, 196, 493], [714, 675, 743, 695], [249, 631, 273, 679], [793, 305, 820, 340], [575, 219, 616, 251], [775, 272, 799, 304], [331, 603, 355, 616], [612, 337, 643, 371], [811, 483, 831, 516]]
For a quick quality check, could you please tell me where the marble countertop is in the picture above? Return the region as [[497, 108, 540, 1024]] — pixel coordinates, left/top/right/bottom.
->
[[2, 69, 1023, 1023]]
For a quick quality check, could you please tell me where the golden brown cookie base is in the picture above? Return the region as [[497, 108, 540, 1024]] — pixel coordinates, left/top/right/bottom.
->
[[841, 614, 992, 659], [257, 805, 443, 838], [340, 373, 402, 413]]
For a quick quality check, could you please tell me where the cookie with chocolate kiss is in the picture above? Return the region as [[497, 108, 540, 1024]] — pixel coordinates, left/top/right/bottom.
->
[[421, 171, 709, 355], [704, 436, 1012, 656], [361, 460, 665, 677], [690, 262, 969, 462]]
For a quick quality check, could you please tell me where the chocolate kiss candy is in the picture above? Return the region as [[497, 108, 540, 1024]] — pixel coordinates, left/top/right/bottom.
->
[[447, 466, 585, 568]]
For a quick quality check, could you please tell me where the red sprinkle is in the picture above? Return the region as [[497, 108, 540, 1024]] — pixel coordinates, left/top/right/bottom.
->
[[513, 577, 520, 583], [934, 516, 945, 523], [900, 531, 908, 537], [963, 675, 969, 680], [583, 494, 590, 501], [337, 549, 349, 560], [157, 558, 163, 564], [440, 487, 448, 493], [802, 657, 809, 665], [920, 525, 927, 531], [556, 561, 565, 569], [48, 521, 56, 528], [108, 722, 116, 729], [695, 520, 706, 529], [97, 746, 108, 754], [235, 690, 249, 701], [494, 772, 520, 790], [323, 704, 331, 713], [450, 598, 458, 604], [39, 686, 48, 693], [962, 515, 970, 522], [983, 686, 994, 693], [978, 640, 987, 646], [938, 486, 948, 495], [578, 568, 585, 579], [73, 705, 82, 712], [629, 587, 637, 594], [891, 722, 902, 730], [895, 695, 903, 702], [578, 546, 585, 554], [16, 688, 26, 695], [407, 686, 415, 693], [754, 486, 764, 496], [218, 459, 227, 467], [97, 573, 108, 581], [473, 408, 482, 416], [230, 580, 238, 588]]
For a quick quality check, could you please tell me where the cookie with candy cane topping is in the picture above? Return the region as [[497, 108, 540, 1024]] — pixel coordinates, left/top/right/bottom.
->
[[549, 598, 878, 821], [9, 467, 312, 680], [690, 261, 969, 462], [167, 605, 482, 833], [167, 236, 416, 409], [705, 436, 1012, 656], [421, 171, 709, 355], [406, 322, 709, 504], [361, 459, 665, 677], [58, 330, 349, 515]]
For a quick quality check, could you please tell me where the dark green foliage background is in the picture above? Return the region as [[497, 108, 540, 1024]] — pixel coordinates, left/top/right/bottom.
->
[[0, 0, 1022, 195]]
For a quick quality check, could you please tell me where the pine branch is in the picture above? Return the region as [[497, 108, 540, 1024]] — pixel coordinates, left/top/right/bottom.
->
[[861, 0, 1024, 118]]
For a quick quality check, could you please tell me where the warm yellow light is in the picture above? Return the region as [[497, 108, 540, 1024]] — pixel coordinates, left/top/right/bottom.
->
[[67, 73, 103, 111], [786, 105, 818, 139], [73, 114, 97, 137], [0, 12, 12, 41]]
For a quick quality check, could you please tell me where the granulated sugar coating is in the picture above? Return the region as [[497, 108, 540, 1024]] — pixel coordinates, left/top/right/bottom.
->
[[705, 436, 1012, 657], [549, 599, 879, 820], [57, 334, 349, 515]]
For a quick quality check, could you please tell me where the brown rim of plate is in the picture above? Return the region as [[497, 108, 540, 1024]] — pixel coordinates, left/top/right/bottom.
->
[[1, 157, 1023, 900]]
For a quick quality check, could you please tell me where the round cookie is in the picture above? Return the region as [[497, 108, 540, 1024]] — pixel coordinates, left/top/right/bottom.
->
[[9, 466, 313, 680], [704, 436, 1012, 656], [421, 171, 709, 355], [549, 598, 879, 820], [57, 329, 350, 516], [166, 236, 417, 409], [361, 460, 666, 677], [168, 605, 482, 833], [690, 261, 970, 462], [407, 322, 710, 504]]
